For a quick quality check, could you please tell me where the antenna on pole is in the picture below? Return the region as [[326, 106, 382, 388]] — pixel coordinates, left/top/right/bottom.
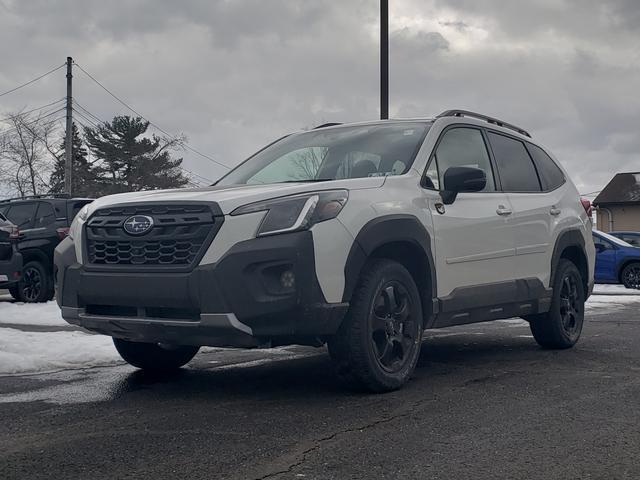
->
[[64, 56, 73, 196], [380, 0, 389, 120]]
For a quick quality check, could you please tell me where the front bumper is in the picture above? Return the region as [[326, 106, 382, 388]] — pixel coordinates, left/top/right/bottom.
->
[[0, 248, 22, 287], [55, 232, 347, 347]]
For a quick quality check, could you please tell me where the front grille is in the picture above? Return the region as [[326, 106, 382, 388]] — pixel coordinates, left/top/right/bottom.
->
[[85, 203, 220, 269]]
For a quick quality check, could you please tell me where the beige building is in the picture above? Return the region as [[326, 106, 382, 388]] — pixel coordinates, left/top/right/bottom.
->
[[593, 172, 640, 232]]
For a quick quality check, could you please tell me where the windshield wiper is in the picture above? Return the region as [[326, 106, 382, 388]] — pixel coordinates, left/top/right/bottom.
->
[[280, 178, 334, 183]]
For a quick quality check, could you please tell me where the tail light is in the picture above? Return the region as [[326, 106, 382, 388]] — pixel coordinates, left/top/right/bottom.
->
[[56, 227, 70, 240], [580, 198, 593, 219]]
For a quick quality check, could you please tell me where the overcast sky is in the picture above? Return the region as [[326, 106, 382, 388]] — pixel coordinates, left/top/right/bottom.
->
[[1, 0, 638, 195]]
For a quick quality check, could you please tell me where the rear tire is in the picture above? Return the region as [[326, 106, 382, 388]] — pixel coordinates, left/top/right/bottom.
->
[[113, 338, 199, 372], [17, 261, 54, 303], [328, 259, 423, 392], [530, 259, 585, 349], [621, 262, 640, 289]]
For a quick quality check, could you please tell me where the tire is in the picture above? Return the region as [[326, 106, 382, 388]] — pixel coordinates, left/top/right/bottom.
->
[[529, 259, 585, 349], [621, 262, 640, 290], [113, 338, 199, 372], [17, 261, 54, 303], [328, 259, 423, 392]]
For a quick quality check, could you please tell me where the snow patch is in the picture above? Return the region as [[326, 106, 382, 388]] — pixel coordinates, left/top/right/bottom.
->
[[0, 300, 67, 327], [0, 328, 122, 376]]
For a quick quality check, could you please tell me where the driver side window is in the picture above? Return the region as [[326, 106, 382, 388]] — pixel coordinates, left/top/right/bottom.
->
[[593, 236, 613, 251], [425, 127, 496, 192]]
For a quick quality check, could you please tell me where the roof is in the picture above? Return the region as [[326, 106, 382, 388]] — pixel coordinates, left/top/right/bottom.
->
[[593, 172, 640, 205]]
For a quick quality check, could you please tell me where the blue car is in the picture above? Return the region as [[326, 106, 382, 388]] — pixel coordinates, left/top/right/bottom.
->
[[592, 230, 640, 289], [610, 231, 640, 248]]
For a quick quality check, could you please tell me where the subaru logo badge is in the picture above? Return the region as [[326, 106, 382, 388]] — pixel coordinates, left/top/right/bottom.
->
[[123, 215, 154, 235]]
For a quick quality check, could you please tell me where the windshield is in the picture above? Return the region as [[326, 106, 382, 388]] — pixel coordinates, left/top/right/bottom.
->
[[217, 122, 431, 186], [595, 230, 635, 248]]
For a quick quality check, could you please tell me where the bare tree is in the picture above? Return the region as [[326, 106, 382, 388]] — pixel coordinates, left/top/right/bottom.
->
[[290, 147, 328, 180], [0, 112, 62, 197]]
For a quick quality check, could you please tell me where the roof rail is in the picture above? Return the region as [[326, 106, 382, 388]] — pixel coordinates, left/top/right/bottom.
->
[[436, 110, 531, 138], [313, 122, 342, 129], [0, 193, 71, 203]]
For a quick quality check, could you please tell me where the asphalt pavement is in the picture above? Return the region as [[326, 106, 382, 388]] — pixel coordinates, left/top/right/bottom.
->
[[1, 304, 639, 479]]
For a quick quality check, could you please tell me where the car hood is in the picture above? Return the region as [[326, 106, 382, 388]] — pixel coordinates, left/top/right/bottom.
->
[[87, 177, 385, 215]]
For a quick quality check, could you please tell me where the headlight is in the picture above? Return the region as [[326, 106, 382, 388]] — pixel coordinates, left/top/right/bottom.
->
[[231, 190, 348, 237], [69, 204, 90, 240]]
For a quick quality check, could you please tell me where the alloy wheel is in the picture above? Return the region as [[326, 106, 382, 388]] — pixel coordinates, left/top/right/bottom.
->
[[370, 281, 417, 373], [21, 266, 43, 302], [622, 265, 640, 289], [559, 273, 581, 334]]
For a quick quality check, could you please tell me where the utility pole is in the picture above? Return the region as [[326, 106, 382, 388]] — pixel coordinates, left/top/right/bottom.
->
[[380, 0, 389, 120], [64, 56, 73, 195]]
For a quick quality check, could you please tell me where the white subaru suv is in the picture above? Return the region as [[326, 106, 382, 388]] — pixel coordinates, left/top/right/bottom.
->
[[55, 110, 595, 392]]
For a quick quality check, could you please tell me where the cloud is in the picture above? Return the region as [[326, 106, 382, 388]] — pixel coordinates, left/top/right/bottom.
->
[[0, 0, 638, 194]]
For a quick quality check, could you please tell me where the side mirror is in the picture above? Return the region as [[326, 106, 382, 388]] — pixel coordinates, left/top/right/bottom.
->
[[440, 167, 487, 205]]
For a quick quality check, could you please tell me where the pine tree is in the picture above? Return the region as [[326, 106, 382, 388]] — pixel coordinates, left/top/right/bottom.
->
[[84, 116, 189, 196], [49, 123, 97, 197]]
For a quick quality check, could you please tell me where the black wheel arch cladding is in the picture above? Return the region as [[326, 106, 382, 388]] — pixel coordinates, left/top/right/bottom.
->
[[342, 214, 436, 320], [550, 229, 589, 294]]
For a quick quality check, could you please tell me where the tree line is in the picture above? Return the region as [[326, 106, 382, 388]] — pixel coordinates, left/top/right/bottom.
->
[[0, 112, 192, 198]]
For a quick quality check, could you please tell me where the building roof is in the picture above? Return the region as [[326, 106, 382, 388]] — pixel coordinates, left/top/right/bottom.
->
[[593, 172, 640, 205]]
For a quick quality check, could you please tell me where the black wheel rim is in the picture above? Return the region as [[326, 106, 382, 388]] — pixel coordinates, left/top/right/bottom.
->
[[370, 281, 417, 373], [22, 266, 42, 302], [622, 265, 640, 289], [559, 273, 581, 334]]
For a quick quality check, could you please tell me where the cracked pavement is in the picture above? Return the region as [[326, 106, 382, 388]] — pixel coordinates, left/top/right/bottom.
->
[[1, 303, 640, 479]]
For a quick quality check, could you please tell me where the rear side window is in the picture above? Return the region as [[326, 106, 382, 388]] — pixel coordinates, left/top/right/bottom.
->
[[527, 143, 565, 190], [35, 202, 56, 228], [5, 203, 37, 229], [488, 132, 541, 192]]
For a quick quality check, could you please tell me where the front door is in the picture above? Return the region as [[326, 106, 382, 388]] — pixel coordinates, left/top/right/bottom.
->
[[424, 126, 516, 298]]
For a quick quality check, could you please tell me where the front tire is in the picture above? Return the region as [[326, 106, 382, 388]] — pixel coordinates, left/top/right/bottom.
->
[[113, 338, 199, 372], [328, 259, 423, 392], [621, 262, 640, 289], [529, 259, 585, 349]]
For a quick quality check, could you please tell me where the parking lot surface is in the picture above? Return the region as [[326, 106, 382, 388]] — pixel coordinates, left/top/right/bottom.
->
[[1, 298, 639, 479]]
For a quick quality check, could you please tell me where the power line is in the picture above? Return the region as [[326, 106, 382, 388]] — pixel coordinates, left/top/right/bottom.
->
[[0, 63, 65, 98], [73, 62, 231, 171], [73, 100, 106, 125], [0, 98, 65, 123], [71, 107, 101, 128], [0, 107, 66, 135]]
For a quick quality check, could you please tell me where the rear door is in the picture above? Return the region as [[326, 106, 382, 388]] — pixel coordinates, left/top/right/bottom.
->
[[425, 126, 516, 298], [486, 132, 556, 287]]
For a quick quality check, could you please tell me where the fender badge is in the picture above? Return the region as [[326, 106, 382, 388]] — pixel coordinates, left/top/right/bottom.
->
[[435, 203, 446, 215]]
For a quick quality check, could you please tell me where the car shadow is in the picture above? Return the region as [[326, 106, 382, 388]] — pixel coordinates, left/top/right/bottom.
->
[[105, 331, 545, 402]]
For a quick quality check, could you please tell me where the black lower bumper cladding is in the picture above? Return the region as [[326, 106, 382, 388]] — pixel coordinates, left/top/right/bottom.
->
[[55, 232, 347, 347]]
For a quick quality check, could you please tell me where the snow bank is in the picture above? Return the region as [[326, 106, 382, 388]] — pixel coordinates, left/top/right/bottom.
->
[[593, 284, 640, 296], [0, 300, 67, 327], [0, 328, 121, 376]]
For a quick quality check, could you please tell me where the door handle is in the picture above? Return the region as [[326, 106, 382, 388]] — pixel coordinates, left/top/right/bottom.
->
[[496, 205, 512, 216], [550, 207, 561, 216]]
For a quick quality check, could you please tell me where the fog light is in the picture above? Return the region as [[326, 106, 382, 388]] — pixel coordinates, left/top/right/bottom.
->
[[280, 270, 295, 289]]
